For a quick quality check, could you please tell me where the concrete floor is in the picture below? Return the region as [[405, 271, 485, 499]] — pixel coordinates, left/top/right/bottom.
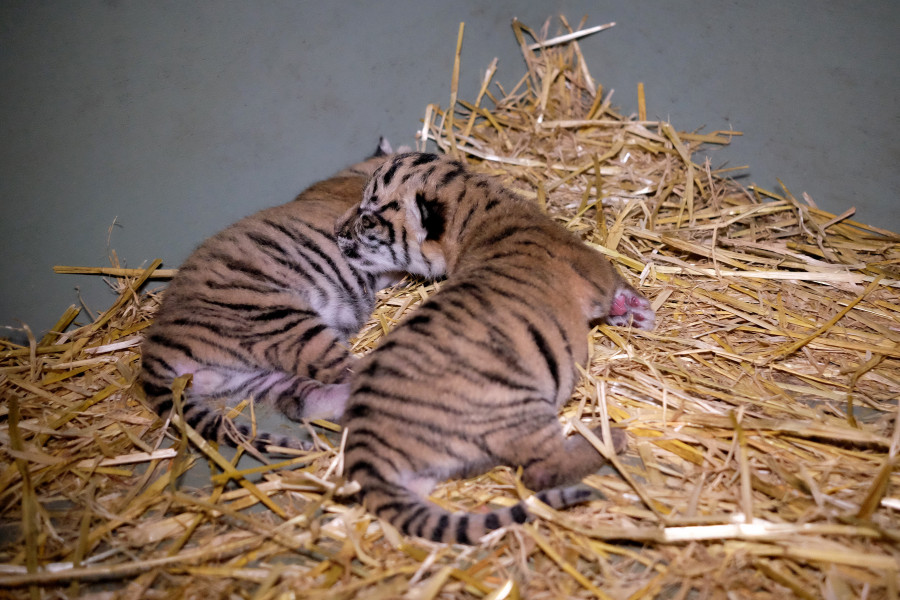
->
[[2, 1, 898, 342]]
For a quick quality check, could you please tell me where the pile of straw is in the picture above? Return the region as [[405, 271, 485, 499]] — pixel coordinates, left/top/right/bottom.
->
[[2, 17, 898, 599]]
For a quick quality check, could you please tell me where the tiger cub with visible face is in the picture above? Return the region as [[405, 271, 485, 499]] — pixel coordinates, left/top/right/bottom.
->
[[140, 139, 403, 451], [335, 152, 655, 544]]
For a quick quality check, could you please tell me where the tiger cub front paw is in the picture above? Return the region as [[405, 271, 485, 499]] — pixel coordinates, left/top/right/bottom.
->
[[605, 283, 655, 330]]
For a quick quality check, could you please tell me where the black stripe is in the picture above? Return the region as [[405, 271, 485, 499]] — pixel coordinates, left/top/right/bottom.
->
[[415, 191, 446, 241], [510, 503, 528, 524], [571, 488, 592, 502], [352, 477, 407, 504], [304, 221, 338, 240], [377, 500, 418, 518], [478, 264, 540, 288], [344, 431, 408, 475], [319, 350, 352, 375], [430, 514, 449, 542], [441, 166, 465, 187], [282, 324, 340, 369], [454, 185, 467, 205], [353, 379, 461, 410], [457, 202, 479, 235], [455, 515, 472, 545], [434, 341, 537, 393], [412, 153, 439, 166], [204, 280, 273, 293], [141, 380, 172, 399], [343, 403, 370, 421], [352, 383, 472, 420], [198, 413, 223, 440], [347, 410, 472, 462], [205, 253, 284, 286], [247, 231, 289, 255], [527, 323, 560, 390], [446, 281, 493, 311], [141, 353, 180, 381], [251, 313, 321, 340], [400, 504, 431, 535], [397, 222, 410, 266], [485, 512, 501, 531], [521, 456, 544, 471], [145, 333, 198, 362], [481, 224, 542, 246], [476, 408, 554, 438], [295, 322, 328, 345], [248, 307, 314, 322], [346, 459, 382, 480], [381, 161, 400, 186], [570, 262, 610, 299], [154, 397, 173, 414], [394, 292, 535, 388], [403, 312, 432, 329], [197, 298, 273, 314], [262, 219, 359, 293], [186, 405, 208, 425], [415, 511, 432, 539]]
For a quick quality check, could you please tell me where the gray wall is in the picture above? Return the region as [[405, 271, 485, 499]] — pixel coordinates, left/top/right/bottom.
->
[[2, 1, 898, 344]]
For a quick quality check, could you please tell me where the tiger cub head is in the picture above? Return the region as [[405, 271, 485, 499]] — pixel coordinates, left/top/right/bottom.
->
[[335, 152, 461, 279]]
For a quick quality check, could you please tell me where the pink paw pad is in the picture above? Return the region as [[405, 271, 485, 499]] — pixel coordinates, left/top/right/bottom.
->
[[605, 285, 655, 330], [609, 295, 628, 316]]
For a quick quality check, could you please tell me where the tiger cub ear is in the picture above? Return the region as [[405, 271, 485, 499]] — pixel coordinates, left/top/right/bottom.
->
[[372, 136, 393, 157], [413, 191, 447, 242]]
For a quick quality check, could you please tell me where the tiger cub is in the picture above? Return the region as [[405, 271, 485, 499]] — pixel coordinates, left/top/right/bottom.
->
[[140, 139, 403, 452], [335, 152, 655, 544]]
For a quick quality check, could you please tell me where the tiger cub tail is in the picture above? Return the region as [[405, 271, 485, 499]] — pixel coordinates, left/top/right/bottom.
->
[[349, 467, 597, 545]]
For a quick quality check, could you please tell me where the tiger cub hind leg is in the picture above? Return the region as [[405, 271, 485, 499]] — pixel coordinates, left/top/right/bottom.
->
[[346, 421, 627, 545], [150, 386, 311, 453], [498, 423, 625, 492], [144, 367, 350, 451], [273, 380, 350, 422], [360, 426, 626, 545]]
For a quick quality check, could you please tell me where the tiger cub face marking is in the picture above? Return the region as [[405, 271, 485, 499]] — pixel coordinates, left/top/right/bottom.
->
[[336, 153, 655, 544], [336, 153, 449, 278], [140, 139, 404, 452]]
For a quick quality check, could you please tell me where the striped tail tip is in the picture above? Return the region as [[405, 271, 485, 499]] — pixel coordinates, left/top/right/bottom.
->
[[395, 485, 596, 545]]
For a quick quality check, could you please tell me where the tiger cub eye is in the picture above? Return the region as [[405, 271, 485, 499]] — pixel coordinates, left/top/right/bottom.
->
[[360, 214, 377, 231]]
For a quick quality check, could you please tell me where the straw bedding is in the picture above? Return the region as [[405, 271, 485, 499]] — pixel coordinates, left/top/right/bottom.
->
[[2, 17, 898, 600]]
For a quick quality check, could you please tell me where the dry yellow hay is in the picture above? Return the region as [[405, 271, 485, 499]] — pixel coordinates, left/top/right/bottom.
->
[[2, 16, 899, 600]]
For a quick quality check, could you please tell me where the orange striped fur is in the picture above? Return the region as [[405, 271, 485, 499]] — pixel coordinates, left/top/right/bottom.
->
[[336, 153, 654, 543], [140, 140, 401, 451]]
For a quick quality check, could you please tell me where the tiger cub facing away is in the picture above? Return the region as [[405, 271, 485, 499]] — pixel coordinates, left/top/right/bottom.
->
[[140, 139, 403, 452], [335, 152, 655, 544]]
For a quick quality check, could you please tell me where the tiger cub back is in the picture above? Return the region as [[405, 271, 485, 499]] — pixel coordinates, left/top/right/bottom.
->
[[140, 139, 402, 451], [335, 152, 655, 544]]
